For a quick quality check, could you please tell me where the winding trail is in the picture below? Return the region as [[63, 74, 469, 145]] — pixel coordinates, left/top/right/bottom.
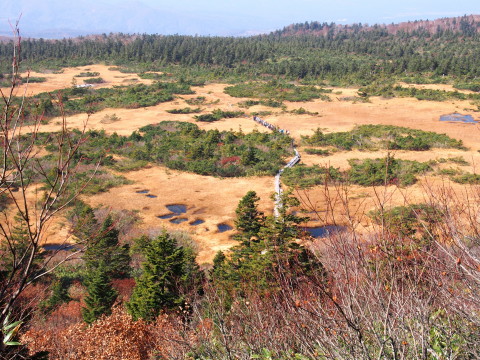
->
[[251, 116, 301, 217]]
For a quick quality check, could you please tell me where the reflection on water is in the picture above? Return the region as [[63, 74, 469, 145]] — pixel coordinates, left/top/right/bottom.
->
[[190, 219, 205, 226], [170, 218, 188, 224], [217, 223, 233, 232], [304, 225, 346, 238], [166, 204, 187, 214]]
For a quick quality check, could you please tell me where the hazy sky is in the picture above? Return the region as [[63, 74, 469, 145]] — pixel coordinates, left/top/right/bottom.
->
[[1, 0, 479, 38], [137, 0, 480, 24]]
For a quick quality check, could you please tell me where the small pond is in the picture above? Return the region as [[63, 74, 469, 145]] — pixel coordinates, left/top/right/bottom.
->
[[304, 225, 346, 238], [158, 213, 176, 219], [190, 219, 205, 226], [166, 204, 187, 214], [170, 218, 188, 224], [217, 223, 233, 233], [146, 194, 158, 198], [43, 244, 78, 251], [136, 189, 149, 194], [440, 113, 477, 124]]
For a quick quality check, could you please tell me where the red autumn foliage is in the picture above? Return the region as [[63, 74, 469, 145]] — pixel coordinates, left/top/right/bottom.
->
[[22, 307, 192, 360], [220, 156, 241, 166]]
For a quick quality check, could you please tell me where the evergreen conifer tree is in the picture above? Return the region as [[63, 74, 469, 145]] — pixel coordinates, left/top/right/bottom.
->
[[81, 264, 117, 324], [234, 190, 265, 240], [83, 215, 131, 279], [127, 233, 188, 321]]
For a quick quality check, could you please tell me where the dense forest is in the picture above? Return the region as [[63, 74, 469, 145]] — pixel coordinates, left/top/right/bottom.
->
[[1, 15, 480, 83]]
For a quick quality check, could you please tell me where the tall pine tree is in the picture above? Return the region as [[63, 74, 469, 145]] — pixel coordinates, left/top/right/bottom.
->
[[234, 190, 265, 241], [127, 233, 193, 321], [82, 263, 117, 324], [83, 215, 131, 279]]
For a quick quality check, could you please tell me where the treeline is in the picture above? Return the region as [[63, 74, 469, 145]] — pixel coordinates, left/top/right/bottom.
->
[[2, 18, 480, 82]]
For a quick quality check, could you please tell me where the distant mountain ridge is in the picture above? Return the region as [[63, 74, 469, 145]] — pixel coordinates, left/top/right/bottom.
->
[[275, 14, 480, 37], [0, 0, 269, 38]]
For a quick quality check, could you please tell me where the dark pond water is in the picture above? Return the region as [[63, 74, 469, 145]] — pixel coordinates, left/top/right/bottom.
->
[[166, 204, 187, 214], [146, 194, 158, 198], [43, 244, 78, 251], [217, 223, 233, 233], [440, 113, 477, 123], [170, 218, 188, 224], [136, 189, 149, 194], [158, 213, 176, 219], [190, 219, 205, 226], [304, 225, 346, 238]]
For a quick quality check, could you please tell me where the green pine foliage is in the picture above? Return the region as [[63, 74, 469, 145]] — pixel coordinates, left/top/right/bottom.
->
[[282, 164, 342, 188], [5, 20, 480, 84], [0, 213, 42, 283], [301, 125, 465, 151], [127, 233, 200, 321], [81, 265, 118, 324], [194, 109, 245, 122], [348, 156, 432, 186], [63, 121, 292, 177], [369, 204, 442, 237], [213, 192, 323, 295], [83, 215, 131, 279], [234, 191, 265, 238], [224, 81, 331, 102]]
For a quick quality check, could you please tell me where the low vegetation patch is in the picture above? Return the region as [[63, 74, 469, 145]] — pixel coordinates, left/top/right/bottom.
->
[[282, 165, 342, 188], [451, 173, 480, 184], [369, 203, 442, 236], [166, 107, 202, 114], [360, 83, 480, 102], [100, 113, 121, 124], [75, 71, 100, 77], [238, 99, 284, 108], [194, 109, 244, 122], [303, 148, 331, 156], [302, 125, 464, 151], [289, 107, 319, 115], [26, 76, 47, 83], [348, 157, 432, 186], [63, 122, 292, 177], [283, 156, 432, 189], [83, 77, 105, 84], [185, 96, 208, 105], [225, 81, 331, 102]]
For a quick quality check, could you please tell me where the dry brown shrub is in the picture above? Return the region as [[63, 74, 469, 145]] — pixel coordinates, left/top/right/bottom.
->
[[22, 306, 194, 360]]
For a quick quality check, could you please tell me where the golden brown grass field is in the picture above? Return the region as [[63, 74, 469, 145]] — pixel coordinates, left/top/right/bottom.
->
[[8, 64, 480, 263]]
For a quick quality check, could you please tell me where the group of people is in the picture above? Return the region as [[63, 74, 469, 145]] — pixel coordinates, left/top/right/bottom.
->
[[252, 116, 290, 135]]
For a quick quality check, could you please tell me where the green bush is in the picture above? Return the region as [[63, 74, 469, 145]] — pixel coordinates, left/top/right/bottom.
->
[[282, 165, 342, 188], [301, 125, 464, 151], [194, 109, 244, 122], [75, 72, 100, 77], [304, 148, 331, 156], [348, 156, 432, 186], [83, 77, 105, 84], [225, 81, 331, 102], [166, 107, 202, 114], [451, 173, 480, 184]]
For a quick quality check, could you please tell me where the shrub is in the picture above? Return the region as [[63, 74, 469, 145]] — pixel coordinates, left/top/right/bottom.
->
[[166, 107, 202, 114], [304, 148, 331, 156], [301, 125, 465, 151], [348, 156, 432, 186], [225, 81, 331, 102], [194, 109, 244, 122], [75, 72, 100, 77], [451, 173, 480, 184], [83, 77, 105, 84], [282, 165, 342, 188]]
